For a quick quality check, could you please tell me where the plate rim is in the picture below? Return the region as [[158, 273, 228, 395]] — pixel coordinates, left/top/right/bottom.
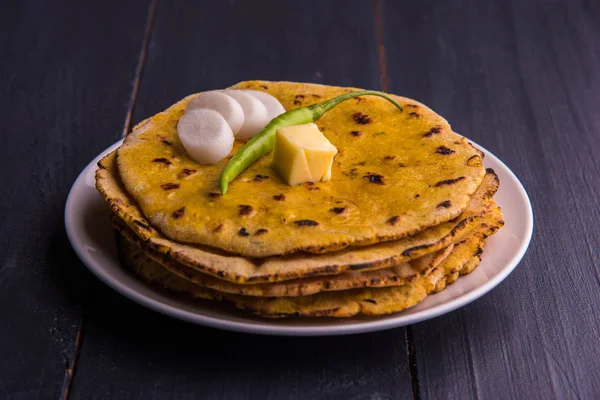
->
[[65, 139, 533, 336]]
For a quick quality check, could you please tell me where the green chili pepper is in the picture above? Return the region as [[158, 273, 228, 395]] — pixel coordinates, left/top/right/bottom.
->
[[219, 90, 404, 194]]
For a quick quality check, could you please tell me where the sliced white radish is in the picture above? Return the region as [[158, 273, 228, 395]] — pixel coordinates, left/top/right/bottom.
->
[[223, 90, 269, 141], [243, 90, 286, 121], [177, 108, 234, 164], [186, 91, 244, 136]]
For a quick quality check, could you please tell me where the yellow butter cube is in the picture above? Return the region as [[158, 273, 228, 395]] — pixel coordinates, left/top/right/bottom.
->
[[271, 123, 338, 186]]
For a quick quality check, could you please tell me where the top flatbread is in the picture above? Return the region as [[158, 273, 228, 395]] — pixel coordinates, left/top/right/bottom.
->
[[115, 81, 486, 257], [96, 150, 499, 283]]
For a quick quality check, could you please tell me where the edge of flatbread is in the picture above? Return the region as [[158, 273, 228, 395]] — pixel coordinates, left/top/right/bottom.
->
[[97, 150, 500, 283], [116, 217, 502, 318], [114, 217, 455, 297]]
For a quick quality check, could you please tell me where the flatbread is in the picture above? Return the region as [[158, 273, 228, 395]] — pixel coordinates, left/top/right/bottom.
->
[[116, 217, 502, 318], [430, 233, 489, 293], [115, 80, 486, 257], [117, 236, 477, 318], [117, 236, 422, 317], [117, 232, 219, 302], [225, 216, 501, 318], [97, 151, 499, 283], [114, 217, 454, 297]]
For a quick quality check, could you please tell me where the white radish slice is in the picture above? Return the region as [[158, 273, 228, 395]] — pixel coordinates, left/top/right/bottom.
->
[[243, 90, 286, 121], [223, 90, 269, 141], [177, 108, 234, 164], [186, 91, 244, 136]]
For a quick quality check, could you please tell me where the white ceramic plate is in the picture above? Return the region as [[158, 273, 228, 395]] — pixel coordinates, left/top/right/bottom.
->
[[65, 139, 533, 336]]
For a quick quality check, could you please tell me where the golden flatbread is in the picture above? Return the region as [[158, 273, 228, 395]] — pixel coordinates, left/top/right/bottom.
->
[[113, 216, 454, 297], [115, 81, 486, 257], [115, 210, 502, 318], [97, 151, 499, 283]]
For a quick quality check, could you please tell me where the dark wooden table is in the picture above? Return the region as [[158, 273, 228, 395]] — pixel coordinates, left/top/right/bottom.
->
[[2, 0, 600, 398]]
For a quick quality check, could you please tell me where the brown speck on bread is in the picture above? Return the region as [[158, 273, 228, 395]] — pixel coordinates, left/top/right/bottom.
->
[[434, 177, 466, 187], [213, 224, 223, 233], [238, 227, 249, 236], [387, 216, 399, 225], [208, 192, 221, 198], [161, 183, 180, 190], [352, 112, 371, 125], [409, 112, 422, 118], [294, 219, 319, 227], [330, 207, 346, 214], [423, 126, 442, 137], [273, 194, 285, 201], [172, 207, 185, 219], [350, 130, 363, 137], [436, 146, 455, 155], [255, 228, 268, 236], [152, 158, 172, 165], [179, 168, 197, 178], [364, 173, 385, 185], [437, 200, 452, 208], [238, 205, 253, 216], [254, 174, 269, 181]]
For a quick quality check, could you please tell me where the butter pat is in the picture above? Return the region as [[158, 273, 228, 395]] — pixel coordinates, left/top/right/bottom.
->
[[271, 123, 338, 186]]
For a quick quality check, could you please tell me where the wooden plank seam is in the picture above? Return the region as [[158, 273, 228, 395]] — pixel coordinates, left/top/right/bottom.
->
[[60, 1, 158, 399], [375, 1, 420, 399], [122, 0, 158, 138]]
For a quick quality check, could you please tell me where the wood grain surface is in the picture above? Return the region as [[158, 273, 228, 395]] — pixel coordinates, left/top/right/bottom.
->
[[382, 1, 600, 399], [0, 1, 151, 398], [1, 0, 599, 399]]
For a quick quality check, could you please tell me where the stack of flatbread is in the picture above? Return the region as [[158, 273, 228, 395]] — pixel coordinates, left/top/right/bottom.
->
[[96, 81, 503, 318]]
